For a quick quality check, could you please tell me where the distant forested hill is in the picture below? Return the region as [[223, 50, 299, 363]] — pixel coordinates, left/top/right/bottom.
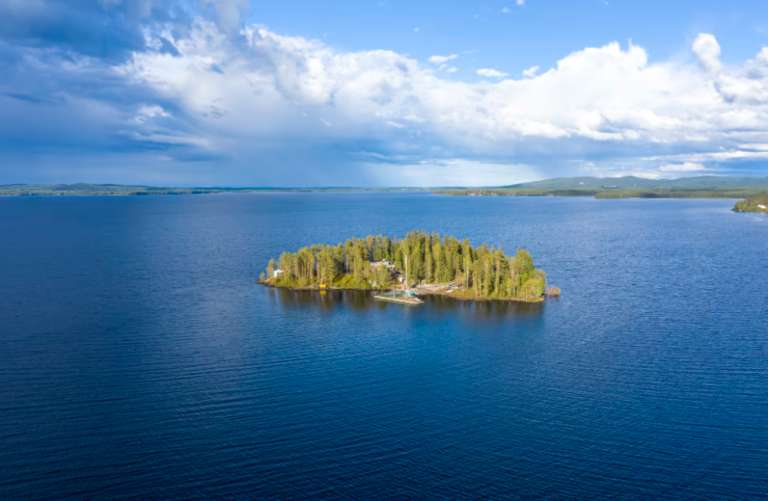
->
[[0, 184, 222, 196], [504, 176, 768, 190], [0, 184, 430, 196]]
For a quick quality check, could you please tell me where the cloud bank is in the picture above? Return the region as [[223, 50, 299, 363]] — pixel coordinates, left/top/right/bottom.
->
[[2, 1, 768, 186]]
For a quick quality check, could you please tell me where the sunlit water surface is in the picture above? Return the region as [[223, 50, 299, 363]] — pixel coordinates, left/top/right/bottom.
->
[[1, 193, 767, 499]]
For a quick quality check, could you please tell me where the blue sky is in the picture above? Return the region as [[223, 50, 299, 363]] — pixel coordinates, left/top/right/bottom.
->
[[256, 0, 768, 78], [2, 0, 768, 187]]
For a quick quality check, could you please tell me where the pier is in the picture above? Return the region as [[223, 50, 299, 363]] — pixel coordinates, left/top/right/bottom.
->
[[374, 291, 423, 305]]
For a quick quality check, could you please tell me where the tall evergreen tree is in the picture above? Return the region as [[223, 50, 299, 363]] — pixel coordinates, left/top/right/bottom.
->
[[263, 231, 548, 301]]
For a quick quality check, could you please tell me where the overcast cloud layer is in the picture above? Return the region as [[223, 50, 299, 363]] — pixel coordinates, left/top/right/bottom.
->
[[2, 0, 768, 186]]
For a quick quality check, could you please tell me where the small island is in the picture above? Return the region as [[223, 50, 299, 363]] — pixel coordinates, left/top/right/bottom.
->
[[733, 195, 768, 213], [259, 230, 559, 303]]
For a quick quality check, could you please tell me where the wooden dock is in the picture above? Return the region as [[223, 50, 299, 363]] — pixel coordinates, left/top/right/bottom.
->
[[374, 293, 423, 305]]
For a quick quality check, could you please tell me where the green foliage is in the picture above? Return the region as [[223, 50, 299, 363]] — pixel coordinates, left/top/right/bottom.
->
[[594, 188, 768, 199], [433, 188, 600, 197], [434, 187, 768, 200], [520, 278, 545, 301], [264, 231, 548, 301], [733, 194, 768, 212]]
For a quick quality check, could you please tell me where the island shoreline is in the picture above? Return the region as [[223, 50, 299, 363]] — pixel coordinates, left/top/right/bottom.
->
[[258, 280, 549, 303]]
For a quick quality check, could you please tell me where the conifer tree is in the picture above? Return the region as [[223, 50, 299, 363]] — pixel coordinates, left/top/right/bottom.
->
[[264, 231, 548, 300]]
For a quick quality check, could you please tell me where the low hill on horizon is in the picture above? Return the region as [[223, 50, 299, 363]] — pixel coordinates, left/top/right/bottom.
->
[[3, 177, 768, 195], [0, 183, 431, 196], [0, 183, 222, 196], [504, 175, 768, 190]]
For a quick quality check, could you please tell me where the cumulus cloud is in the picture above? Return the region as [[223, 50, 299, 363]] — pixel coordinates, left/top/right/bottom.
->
[[429, 54, 458, 64], [757, 48, 768, 65], [517, 0, 525, 5], [501, 7, 511, 14], [114, 31, 768, 179], [659, 162, 707, 172], [203, 0, 250, 34], [477, 68, 508, 78], [646, 150, 768, 164], [2, 2, 768, 185], [522, 65, 539, 77], [368, 159, 540, 187], [738, 143, 768, 151], [693, 33, 722, 73]]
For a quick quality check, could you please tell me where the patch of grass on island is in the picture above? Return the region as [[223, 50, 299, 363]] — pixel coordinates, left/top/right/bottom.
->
[[259, 230, 559, 302]]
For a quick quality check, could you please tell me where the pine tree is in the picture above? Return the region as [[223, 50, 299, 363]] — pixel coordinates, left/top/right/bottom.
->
[[264, 231, 549, 300]]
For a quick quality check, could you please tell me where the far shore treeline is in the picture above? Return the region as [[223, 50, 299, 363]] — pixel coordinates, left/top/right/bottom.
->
[[433, 187, 768, 200], [261, 230, 552, 301], [4, 181, 768, 206]]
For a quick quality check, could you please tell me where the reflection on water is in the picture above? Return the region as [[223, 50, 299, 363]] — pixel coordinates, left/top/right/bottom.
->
[[267, 286, 545, 320]]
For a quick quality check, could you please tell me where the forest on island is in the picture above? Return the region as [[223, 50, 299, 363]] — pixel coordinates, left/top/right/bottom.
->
[[262, 230, 552, 301], [733, 194, 768, 212]]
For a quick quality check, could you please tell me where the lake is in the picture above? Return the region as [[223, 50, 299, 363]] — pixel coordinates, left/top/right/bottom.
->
[[1, 193, 767, 499]]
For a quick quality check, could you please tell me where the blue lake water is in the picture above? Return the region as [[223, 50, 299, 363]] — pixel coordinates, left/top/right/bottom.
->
[[1, 193, 767, 500]]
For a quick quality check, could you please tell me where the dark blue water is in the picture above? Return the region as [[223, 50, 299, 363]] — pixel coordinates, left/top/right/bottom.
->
[[1, 193, 767, 500]]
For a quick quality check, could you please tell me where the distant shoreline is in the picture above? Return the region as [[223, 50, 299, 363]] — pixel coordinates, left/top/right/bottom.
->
[[433, 187, 768, 200], [3, 177, 768, 204], [0, 184, 431, 197], [1, 186, 764, 202]]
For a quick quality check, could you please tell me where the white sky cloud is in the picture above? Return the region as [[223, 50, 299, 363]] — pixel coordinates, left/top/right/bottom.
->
[[477, 68, 508, 77], [693, 33, 722, 73], [659, 162, 707, 172], [429, 54, 458, 64], [522, 65, 539, 77], [757, 48, 768, 65], [738, 143, 768, 151], [18, 1, 768, 185], [645, 151, 768, 163], [501, 7, 511, 14], [517, 0, 525, 5], [112, 24, 768, 181], [368, 159, 540, 187]]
